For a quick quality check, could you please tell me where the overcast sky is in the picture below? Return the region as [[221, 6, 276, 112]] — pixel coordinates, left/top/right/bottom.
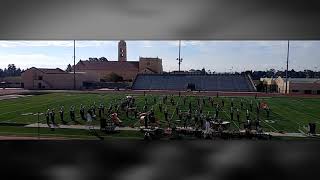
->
[[0, 41, 319, 72]]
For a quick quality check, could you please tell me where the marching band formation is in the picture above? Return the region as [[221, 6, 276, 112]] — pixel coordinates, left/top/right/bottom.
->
[[44, 94, 272, 140]]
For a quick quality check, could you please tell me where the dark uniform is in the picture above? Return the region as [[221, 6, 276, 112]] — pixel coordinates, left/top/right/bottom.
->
[[144, 98, 148, 105], [266, 108, 270, 118], [134, 109, 138, 118], [255, 117, 260, 130], [70, 106, 75, 122], [199, 106, 203, 114], [149, 110, 156, 124], [50, 109, 56, 125], [178, 110, 183, 120], [215, 104, 219, 118], [98, 104, 104, 118], [59, 106, 65, 124], [159, 103, 163, 112], [194, 110, 199, 127], [80, 105, 85, 120], [144, 114, 148, 128], [163, 96, 167, 104], [170, 97, 175, 105], [132, 97, 135, 105], [125, 106, 129, 117], [236, 109, 240, 124], [230, 107, 234, 121], [164, 108, 168, 122], [245, 119, 252, 130]]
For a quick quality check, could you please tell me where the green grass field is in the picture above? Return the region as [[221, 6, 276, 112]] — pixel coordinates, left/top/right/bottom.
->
[[0, 92, 320, 138]]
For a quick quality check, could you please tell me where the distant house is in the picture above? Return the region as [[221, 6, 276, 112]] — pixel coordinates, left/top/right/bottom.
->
[[21, 67, 99, 90], [275, 77, 320, 94], [261, 77, 320, 94]]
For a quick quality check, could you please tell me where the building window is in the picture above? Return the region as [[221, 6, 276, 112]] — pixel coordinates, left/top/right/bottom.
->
[[317, 90, 320, 94], [304, 90, 312, 94], [38, 76, 43, 80], [292, 90, 299, 92]]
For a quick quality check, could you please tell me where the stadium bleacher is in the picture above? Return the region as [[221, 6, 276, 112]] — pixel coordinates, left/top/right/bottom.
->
[[132, 73, 256, 92]]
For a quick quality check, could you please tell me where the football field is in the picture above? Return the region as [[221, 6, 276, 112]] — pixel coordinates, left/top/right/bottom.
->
[[0, 92, 319, 138]]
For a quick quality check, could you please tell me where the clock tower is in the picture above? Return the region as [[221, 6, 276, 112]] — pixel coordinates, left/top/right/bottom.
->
[[118, 40, 127, 62]]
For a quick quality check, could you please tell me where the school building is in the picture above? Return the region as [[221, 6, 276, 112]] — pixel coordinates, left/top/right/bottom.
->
[[261, 77, 320, 95], [21, 40, 163, 90], [21, 68, 99, 90]]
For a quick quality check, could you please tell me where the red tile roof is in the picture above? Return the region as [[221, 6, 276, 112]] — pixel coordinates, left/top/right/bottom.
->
[[36, 68, 67, 74], [75, 60, 139, 71]]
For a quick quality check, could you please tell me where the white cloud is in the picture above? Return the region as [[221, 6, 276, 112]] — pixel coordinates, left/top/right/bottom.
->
[[0, 41, 319, 72]]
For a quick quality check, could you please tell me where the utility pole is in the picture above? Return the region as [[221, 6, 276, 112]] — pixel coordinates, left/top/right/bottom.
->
[[285, 40, 290, 94], [176, 40, 183, 72], [73, 40, 76, 90]]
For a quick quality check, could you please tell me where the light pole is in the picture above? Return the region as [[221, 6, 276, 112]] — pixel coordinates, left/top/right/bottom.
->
[[176, 40, 183, 72], [73, 40, 76, 90], [285, 40, 290, 94]]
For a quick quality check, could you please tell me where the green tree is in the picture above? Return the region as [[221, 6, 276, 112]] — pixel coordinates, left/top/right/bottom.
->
[[66, 64, 73, 72], [103, 72, 123, 82]]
